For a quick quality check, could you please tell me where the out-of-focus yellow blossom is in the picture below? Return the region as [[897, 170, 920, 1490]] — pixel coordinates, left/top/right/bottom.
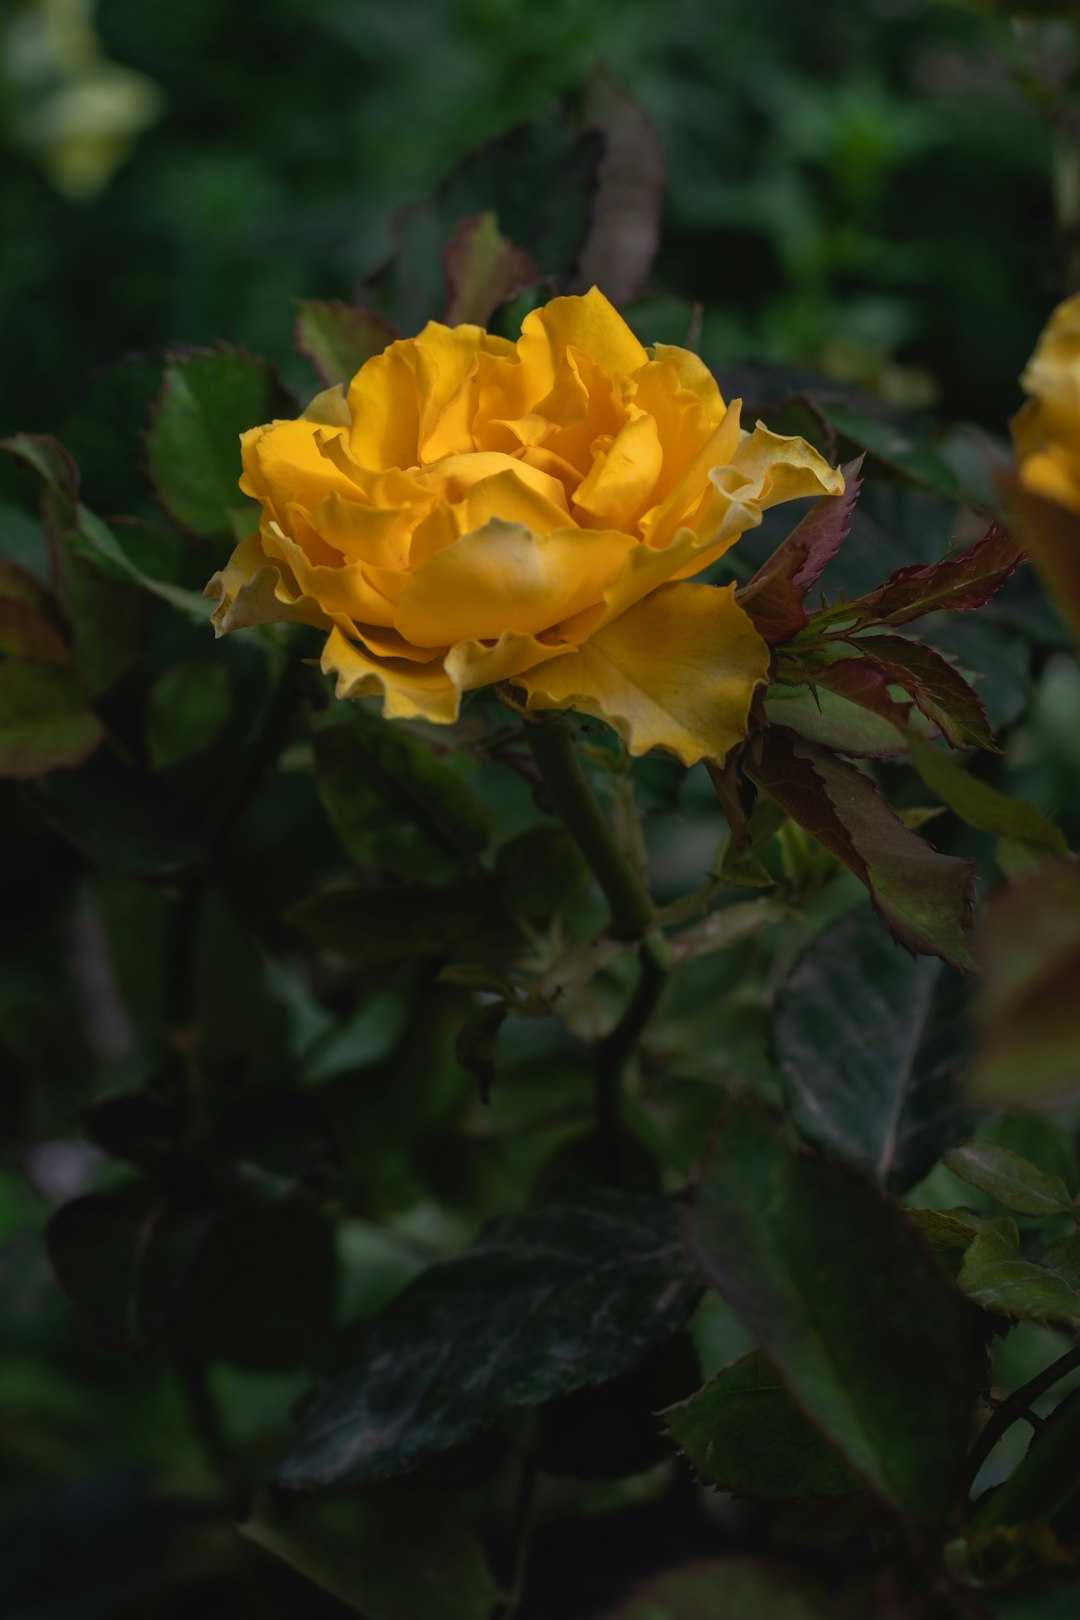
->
[[207, 289, 844, 766], [1011, 291, 1080, 638]]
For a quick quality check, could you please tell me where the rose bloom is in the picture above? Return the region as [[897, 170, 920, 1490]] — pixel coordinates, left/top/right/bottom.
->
[[207, 289, 843, 765], [1011, 291, 1080, 637]]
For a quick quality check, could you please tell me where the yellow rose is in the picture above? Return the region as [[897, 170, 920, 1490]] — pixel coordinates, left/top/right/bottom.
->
[[1010, 291, 1080, 639], [207, 288, 843, 765]]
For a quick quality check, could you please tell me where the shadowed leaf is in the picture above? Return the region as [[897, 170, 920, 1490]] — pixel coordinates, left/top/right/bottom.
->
[[277, 1188, 701, 1487], [662, 1350, 862, 1501], [571, 71, 665, 305], [0, 661, 103, 779], [746, 726, 975, 966], [295, 301, 400, 389], [775, 908, 971, 1192], [958, 1220, 1080, 1327], [596, 1558, 839, 1619], [908, 730, 1067, 858], [945, 1142, 1074, 1219], [242, 1489, 499, 1620], [684, 1102, 977, 1520], [442, 212, 535, 327]]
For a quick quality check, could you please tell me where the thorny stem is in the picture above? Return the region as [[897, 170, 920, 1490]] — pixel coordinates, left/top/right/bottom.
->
[[525, 717, 653, 943], [592, 934, 669, 1184], [966, 1340, 1080, 1489]]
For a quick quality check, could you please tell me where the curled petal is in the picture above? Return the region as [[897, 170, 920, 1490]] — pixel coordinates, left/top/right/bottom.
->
[[517, 581, 771, 767], [205, 531, 335, 635], [321, 625, 461, 724]]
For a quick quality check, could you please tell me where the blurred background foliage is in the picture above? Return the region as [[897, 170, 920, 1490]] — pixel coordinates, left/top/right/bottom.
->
[[0, 0, 1075, 435], [4, 2, 1080, 1618]]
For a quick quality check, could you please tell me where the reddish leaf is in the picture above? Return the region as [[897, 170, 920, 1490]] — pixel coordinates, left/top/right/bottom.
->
[[0, 558, 58, 617], [812, 657, 911, 731], [294, 300, 400, 389], [839, 522, 1024, 631], [746, 726, 974, 966], [851, 634, 997, 752], [571, 70, 666, 306], [442, 212, 536, 328], [738, 459, 863, 643]]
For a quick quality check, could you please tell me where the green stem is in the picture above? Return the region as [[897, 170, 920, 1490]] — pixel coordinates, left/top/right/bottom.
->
[[176, 1358, 247, 1515], [525, 718, 653, 942], [967, 1340, 1080, 1490], [592, 933, 668, 1184]]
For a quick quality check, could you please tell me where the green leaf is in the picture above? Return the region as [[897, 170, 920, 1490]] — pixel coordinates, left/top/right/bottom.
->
[[852, 635, 997, 752], [662, 1350, 862, 1501], [241, 1489, 500, 1620], [442, 211, 535, 327], [764, 683, 906, 757], [958, 1221, 1080, 1327], [775, 908, 971, 1193], [144, 659, 233, 770], [0, 599, 69, 663], [145, 347, 289, 539], [595, 1558, 839, 1620], [907, 730, 1067, 859], [277, 1188, 701, 1487], [746, 725, 975, 967], [824, 401, 960, 499], [294, 300, 399, 388], [970, 861, 1080, 1107], [970, 1390, 1080, 1540], [0, 661, 104, 779], [314, 710, 489, 882], [684, 1102, 977, 1520], [944, 1142, 1074, 1220], [738, 459, 863, 644]]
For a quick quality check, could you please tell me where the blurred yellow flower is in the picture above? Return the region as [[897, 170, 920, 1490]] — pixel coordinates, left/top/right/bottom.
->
[[207, 289, 843, 766], [1011, 291, 1080, 638]]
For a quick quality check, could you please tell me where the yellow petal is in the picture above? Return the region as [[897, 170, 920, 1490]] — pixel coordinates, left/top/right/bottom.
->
[[346, 340, 422, 470], [241, 417, 352, 522], [572, 411, 663, 530], [393, 518, 635, 648], [729, 421, 846, 509], [205, 531, 334, 635], [444, 629, 571, 692], [412, 321, 513, 463], [517, 582, 770, 766], [517, 287, 648, 391], [311, 489, 420, 570], [302, 384, 352, 428], [321, 625, 460, 724], [262, 521, 397, 628]]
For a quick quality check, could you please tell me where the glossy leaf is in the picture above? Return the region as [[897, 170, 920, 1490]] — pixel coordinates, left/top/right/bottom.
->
[[908, 730, 1067, 858], [662, 1350, 861, 1501], [944, 1142, 1075, 1220], [242, 1489, 500, 1620], [27, 750, 207, 873], [295, 300, 400, 388], [277, 1188, 701, 1487], [684, 1102, 977, 1520], [775, 908, 971, 1193], [146, 347, 289, 539], [442, 211, 536, 326], [746, 725, 975, 966], [0, 661, 103, 779]]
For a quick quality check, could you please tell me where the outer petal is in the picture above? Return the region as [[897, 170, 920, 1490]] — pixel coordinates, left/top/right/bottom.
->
[[517, 581, 771, 767], [321, 626, 460, 724], [205, 531, 334, 635], [444, 629, 571, 692], [729, 421, 846, 509], [393, 518, 635, 648], [241, 418, 352, 521], [516, 287, 648, 393]]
